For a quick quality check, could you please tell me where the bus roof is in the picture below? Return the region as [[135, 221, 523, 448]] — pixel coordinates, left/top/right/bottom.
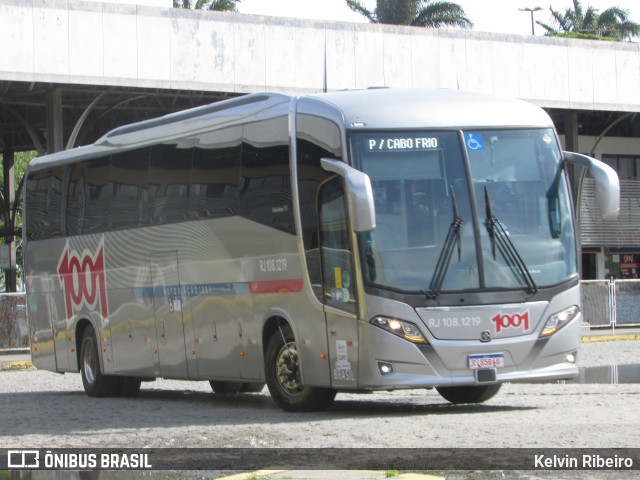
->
[[28, 92, 290, 171], [28, 89, 553, 171], [307, 88, 554, 130]]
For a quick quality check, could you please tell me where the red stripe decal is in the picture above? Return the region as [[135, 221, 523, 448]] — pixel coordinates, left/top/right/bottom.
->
[[249, 279, 303, 294]]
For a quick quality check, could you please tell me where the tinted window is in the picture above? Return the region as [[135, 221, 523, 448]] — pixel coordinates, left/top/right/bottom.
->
[[296, 114, 342, 299], [83, 158, 111, 234], [191, 127, 241, 219], [149, 144, 192, 224], [111, 149, 149, 229], [240, 117, 293, 233], [25, 167, 64, 240], [65, 164, 85, 236]]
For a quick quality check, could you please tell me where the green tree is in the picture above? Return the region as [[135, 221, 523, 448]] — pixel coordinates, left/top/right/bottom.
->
[[346, 0, 473, 29], [173, 0, 240, 11], [0, 150, 36, 290], [537, 0, 640, 41]]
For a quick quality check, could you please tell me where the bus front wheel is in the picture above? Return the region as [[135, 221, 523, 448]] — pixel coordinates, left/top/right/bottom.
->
[[436, 384, 502, 404], [265, 325, 336, 412], [80, 328, 120, 397]]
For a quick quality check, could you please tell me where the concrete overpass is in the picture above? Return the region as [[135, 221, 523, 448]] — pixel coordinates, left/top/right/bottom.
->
[[3, 1, 640, 106]]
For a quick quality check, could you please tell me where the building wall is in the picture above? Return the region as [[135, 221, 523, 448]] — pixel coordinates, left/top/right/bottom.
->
[[1, 0, 640, 112]]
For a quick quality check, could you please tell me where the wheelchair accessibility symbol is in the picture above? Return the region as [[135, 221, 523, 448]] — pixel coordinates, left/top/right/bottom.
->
[[465, 133, 485, 151]]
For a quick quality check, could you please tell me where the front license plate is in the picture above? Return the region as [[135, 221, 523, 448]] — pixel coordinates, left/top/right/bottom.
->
[[468, 353, 504, 369]]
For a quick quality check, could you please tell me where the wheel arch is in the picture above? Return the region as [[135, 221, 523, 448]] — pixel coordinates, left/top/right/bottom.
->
[[74, 317, 100, 373], [262, 314, 293, 355]]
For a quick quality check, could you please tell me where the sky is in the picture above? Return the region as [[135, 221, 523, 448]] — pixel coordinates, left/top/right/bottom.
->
[[236, 0, 639, 37]]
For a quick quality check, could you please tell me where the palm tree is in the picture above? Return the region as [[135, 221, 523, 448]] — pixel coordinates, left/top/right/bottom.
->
[[173, 0, 239, 12], [346, 0, 473, 29], [537, 0, 639, 41]]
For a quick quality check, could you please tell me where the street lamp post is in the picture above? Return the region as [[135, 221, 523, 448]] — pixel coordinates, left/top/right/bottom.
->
[[519, 7, 543, 35]]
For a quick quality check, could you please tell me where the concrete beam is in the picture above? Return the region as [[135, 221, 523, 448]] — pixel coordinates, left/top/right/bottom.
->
[[1, 0, 640, 112]]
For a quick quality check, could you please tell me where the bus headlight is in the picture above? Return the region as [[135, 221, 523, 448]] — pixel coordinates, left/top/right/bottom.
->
[[371, 316, 427, 344], [540, 306, 580, 337]]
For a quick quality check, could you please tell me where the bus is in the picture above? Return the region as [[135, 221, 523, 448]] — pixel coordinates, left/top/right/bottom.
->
[[24, 89, 619, 412]]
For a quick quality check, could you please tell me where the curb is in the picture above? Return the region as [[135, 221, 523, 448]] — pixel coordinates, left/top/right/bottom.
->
[[0, 348, 29, 355], [581, 334, 640, 343], [214, 472, 444, 480], [0, 360, 35, 371], [215, 470, 288, 480]]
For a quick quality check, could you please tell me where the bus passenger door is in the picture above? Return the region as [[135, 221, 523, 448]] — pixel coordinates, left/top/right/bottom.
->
[[150, 252, 189, 379], [319, 177, 360, 388]]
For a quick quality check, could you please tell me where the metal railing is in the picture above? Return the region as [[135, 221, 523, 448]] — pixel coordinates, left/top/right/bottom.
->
[[581, 279, 640, 328], [0, 293, 27, 349]]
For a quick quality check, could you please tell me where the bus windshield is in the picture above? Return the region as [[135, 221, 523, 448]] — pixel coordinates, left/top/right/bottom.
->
[[351, 128, 577, 294]]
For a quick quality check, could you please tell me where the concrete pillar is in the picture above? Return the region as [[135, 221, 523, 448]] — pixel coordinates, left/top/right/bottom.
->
[[2, 145, 16, 292], [564, 110, 581, 205], [45, 88, 64, 154]]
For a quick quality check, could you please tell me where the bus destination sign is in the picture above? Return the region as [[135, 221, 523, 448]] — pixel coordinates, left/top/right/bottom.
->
[[365, 136, 439, 152]]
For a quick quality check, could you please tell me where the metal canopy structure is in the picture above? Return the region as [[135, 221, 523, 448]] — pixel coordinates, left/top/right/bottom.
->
[[2, 80, 639, 156], [0, 80, 236, 155]]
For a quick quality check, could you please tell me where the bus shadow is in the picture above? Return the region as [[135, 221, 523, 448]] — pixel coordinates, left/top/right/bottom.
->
[[0, 387, 537, 440], [326, 397, 535, 415]]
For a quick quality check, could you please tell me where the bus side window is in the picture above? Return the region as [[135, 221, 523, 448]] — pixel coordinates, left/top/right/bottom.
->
[[240, 117, 294, 234], [296, 113, 342, 302], [111, 149, 149, 230], [82, 159, 111, 234], [65, 164, 85, 236], [149, 144, 192, 225], [25, 168, 64, 241], [190, 126, 242, 220], [319, 177, 356, 314]]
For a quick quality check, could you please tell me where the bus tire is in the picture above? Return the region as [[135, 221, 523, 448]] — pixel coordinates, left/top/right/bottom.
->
[[265, 325, 336, 412], [80, 328, 119, 397], [435, 384, 502, 404]]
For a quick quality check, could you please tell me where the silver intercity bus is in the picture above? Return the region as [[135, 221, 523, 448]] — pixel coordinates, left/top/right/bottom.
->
[[24, 89, 619, 411]]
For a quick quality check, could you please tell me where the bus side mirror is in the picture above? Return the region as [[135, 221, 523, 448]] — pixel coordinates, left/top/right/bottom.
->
[[563, 151, 620, 221], [320, 158, 376, 232]]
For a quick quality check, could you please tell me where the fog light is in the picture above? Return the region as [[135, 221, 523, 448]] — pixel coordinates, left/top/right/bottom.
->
[[565, 351, 577, 364], [378, 361, 394, 376]]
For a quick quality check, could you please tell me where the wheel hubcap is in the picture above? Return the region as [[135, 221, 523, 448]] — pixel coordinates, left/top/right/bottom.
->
[[275, 342, 303, 396], [83, 341, 96, 384]]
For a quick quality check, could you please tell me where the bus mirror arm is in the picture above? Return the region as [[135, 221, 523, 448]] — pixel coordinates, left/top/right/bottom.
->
[[562, 151, 620, 221], [320, 158, 376, 232]]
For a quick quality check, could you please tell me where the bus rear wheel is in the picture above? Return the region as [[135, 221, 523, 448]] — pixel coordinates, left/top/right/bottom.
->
[[80, 328, 120, 397], [265, 325, 336, 412], [436, 384, 502, 404]]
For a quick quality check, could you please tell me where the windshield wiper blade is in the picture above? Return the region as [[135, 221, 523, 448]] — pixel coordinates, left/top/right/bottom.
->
[[425, 186, 463, 299], [484, 187, 538, 295]]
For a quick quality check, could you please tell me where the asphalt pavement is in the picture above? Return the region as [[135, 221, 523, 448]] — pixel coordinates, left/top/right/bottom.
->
[[2, 325, 638, 480]]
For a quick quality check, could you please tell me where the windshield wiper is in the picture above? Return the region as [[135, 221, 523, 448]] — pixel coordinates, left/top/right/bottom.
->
[[484, 187, 538, 295], [424, 186, 463, 299]]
